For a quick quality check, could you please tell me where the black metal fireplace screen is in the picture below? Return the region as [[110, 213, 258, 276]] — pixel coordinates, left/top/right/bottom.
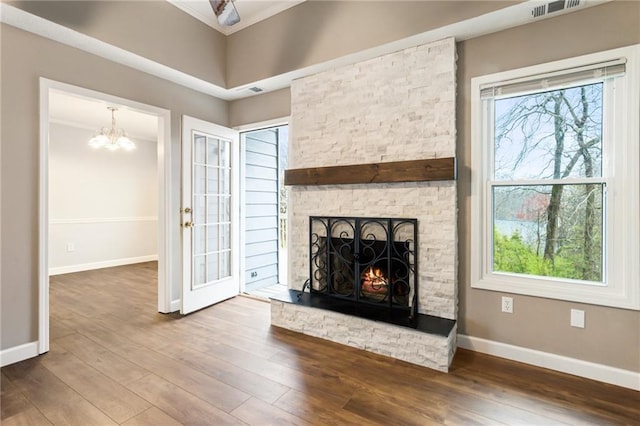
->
[[309, 216, 418, 318]]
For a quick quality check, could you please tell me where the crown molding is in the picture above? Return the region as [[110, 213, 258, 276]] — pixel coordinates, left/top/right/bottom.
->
[[0, 1, 611, 101]]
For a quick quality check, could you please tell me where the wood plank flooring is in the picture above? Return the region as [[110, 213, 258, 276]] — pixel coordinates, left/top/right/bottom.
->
[[2, 262, 638, 425]]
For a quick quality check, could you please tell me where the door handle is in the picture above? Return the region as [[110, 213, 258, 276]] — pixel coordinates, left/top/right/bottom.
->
[[183, 221, 194, 228]]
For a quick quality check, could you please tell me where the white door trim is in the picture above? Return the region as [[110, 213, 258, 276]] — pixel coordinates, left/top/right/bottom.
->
[[233, 116, 290, 133], [38, 78, 173, 354]]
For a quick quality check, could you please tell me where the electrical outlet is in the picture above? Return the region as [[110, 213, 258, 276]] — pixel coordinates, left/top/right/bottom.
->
[[571, 309, 585, 328], [66, 243, 75, 252], [501, 296, 513, 313]]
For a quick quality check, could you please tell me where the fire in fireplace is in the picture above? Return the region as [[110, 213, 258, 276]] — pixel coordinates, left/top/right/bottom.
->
[[361, 266, 388, 295], [308, 216, 418, 319]]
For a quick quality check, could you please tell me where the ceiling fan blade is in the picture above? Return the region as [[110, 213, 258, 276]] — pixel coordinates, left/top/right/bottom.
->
[[209, 0, 241, 26]]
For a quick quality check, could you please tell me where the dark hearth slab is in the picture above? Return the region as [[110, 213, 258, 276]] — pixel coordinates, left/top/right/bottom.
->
[[270, 289, 456, 338]]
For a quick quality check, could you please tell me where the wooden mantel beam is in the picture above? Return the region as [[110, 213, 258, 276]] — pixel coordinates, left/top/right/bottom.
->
[[284, 157, 456, 186]]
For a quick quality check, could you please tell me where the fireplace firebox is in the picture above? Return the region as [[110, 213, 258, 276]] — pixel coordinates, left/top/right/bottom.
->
[[308, 216, 418, 319]]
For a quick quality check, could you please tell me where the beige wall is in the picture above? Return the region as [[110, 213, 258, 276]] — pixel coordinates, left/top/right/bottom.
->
[[0, 23, 228, 350], [48, 124, 158, 272], [226, 1, 519, 88], [7, 0, 227, 87], [229, 88, 290, 128], [456, 0, 640, 372]]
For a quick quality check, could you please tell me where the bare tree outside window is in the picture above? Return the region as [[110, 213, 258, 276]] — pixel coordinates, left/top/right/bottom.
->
[[492, 83, 604, 282]]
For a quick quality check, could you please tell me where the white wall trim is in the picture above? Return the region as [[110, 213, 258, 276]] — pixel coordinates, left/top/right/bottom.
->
[[39, 80, 50, 354], [458, 334, 640, 391], [0, 342, 39, 367], [49, 255, 158, 276], [170, 299, 181, 312], [50, 216, 158, 225], [157, 104, 173, 314]]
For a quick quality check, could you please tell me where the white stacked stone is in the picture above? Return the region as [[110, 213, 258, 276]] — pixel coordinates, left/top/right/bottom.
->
[[279, 37, 458, 371], [290, 38, 456, 168], [271, 300, 457, 372]]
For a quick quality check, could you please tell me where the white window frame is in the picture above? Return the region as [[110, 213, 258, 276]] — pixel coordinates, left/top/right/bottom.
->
[[471, 45, 640, 310]]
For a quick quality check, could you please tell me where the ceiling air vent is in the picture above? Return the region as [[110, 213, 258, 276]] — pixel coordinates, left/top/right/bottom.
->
[[566, 0, 581, 8], [532, 4, 546, 17], [248, 86, 263, 93], [532, 0, 581, 18]]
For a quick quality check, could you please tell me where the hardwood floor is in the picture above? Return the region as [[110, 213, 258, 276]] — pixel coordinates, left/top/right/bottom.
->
[[2, 262, 638, 425]]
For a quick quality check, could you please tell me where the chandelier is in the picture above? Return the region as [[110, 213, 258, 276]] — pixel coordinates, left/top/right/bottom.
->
[[88, 107, 135, 151]]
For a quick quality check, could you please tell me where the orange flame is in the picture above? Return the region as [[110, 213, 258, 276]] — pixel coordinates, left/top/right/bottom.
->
[[361, 266, 388, 294]]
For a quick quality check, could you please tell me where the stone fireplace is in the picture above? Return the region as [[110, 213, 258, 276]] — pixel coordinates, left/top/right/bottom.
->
[[270, 38, 458, 372], [309, 216, 418, 318]]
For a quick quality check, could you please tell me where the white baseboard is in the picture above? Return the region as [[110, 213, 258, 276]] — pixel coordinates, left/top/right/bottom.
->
[[49, 255, 158, 276], [457, 334, 640, 391], [170, 299, 180, 313], [0, 341, 39, 367]]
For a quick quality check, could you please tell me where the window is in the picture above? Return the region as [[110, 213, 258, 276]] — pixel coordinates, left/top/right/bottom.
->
[[471, 45, 639, 309]]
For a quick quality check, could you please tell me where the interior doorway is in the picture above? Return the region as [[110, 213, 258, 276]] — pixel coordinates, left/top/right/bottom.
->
[[48, 92, 159, 277], [241, 125, 288, 298], [39, 79, 172, 354]]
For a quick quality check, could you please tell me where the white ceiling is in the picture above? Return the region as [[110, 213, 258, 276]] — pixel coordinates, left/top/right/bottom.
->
[[49, 91, 159, 142], [168, 0, 306, 35]]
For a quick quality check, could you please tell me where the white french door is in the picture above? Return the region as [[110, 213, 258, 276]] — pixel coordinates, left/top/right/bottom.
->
[[181, 116, 239, 314]]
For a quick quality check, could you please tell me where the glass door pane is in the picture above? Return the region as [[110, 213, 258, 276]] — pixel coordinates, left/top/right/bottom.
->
[[192, 134, 232, 289]]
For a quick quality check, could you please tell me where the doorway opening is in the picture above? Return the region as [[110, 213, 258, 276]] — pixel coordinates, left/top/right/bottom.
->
[[39, 79, 172, 354], [48, 92, 159, 277], [241, 125, 288, 299]]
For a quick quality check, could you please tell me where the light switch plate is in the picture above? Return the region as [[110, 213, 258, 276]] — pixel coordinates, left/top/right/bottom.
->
[[570, 309, 585, 328]]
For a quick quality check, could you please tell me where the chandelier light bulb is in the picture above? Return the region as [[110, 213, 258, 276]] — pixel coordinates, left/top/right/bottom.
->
[[88, 107, 136, 151], [117, 135, 135, 151], [88, 133, 109, 148]]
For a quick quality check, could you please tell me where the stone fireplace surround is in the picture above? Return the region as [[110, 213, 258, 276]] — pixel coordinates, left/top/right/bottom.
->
[[270, 38, 458, 372]]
